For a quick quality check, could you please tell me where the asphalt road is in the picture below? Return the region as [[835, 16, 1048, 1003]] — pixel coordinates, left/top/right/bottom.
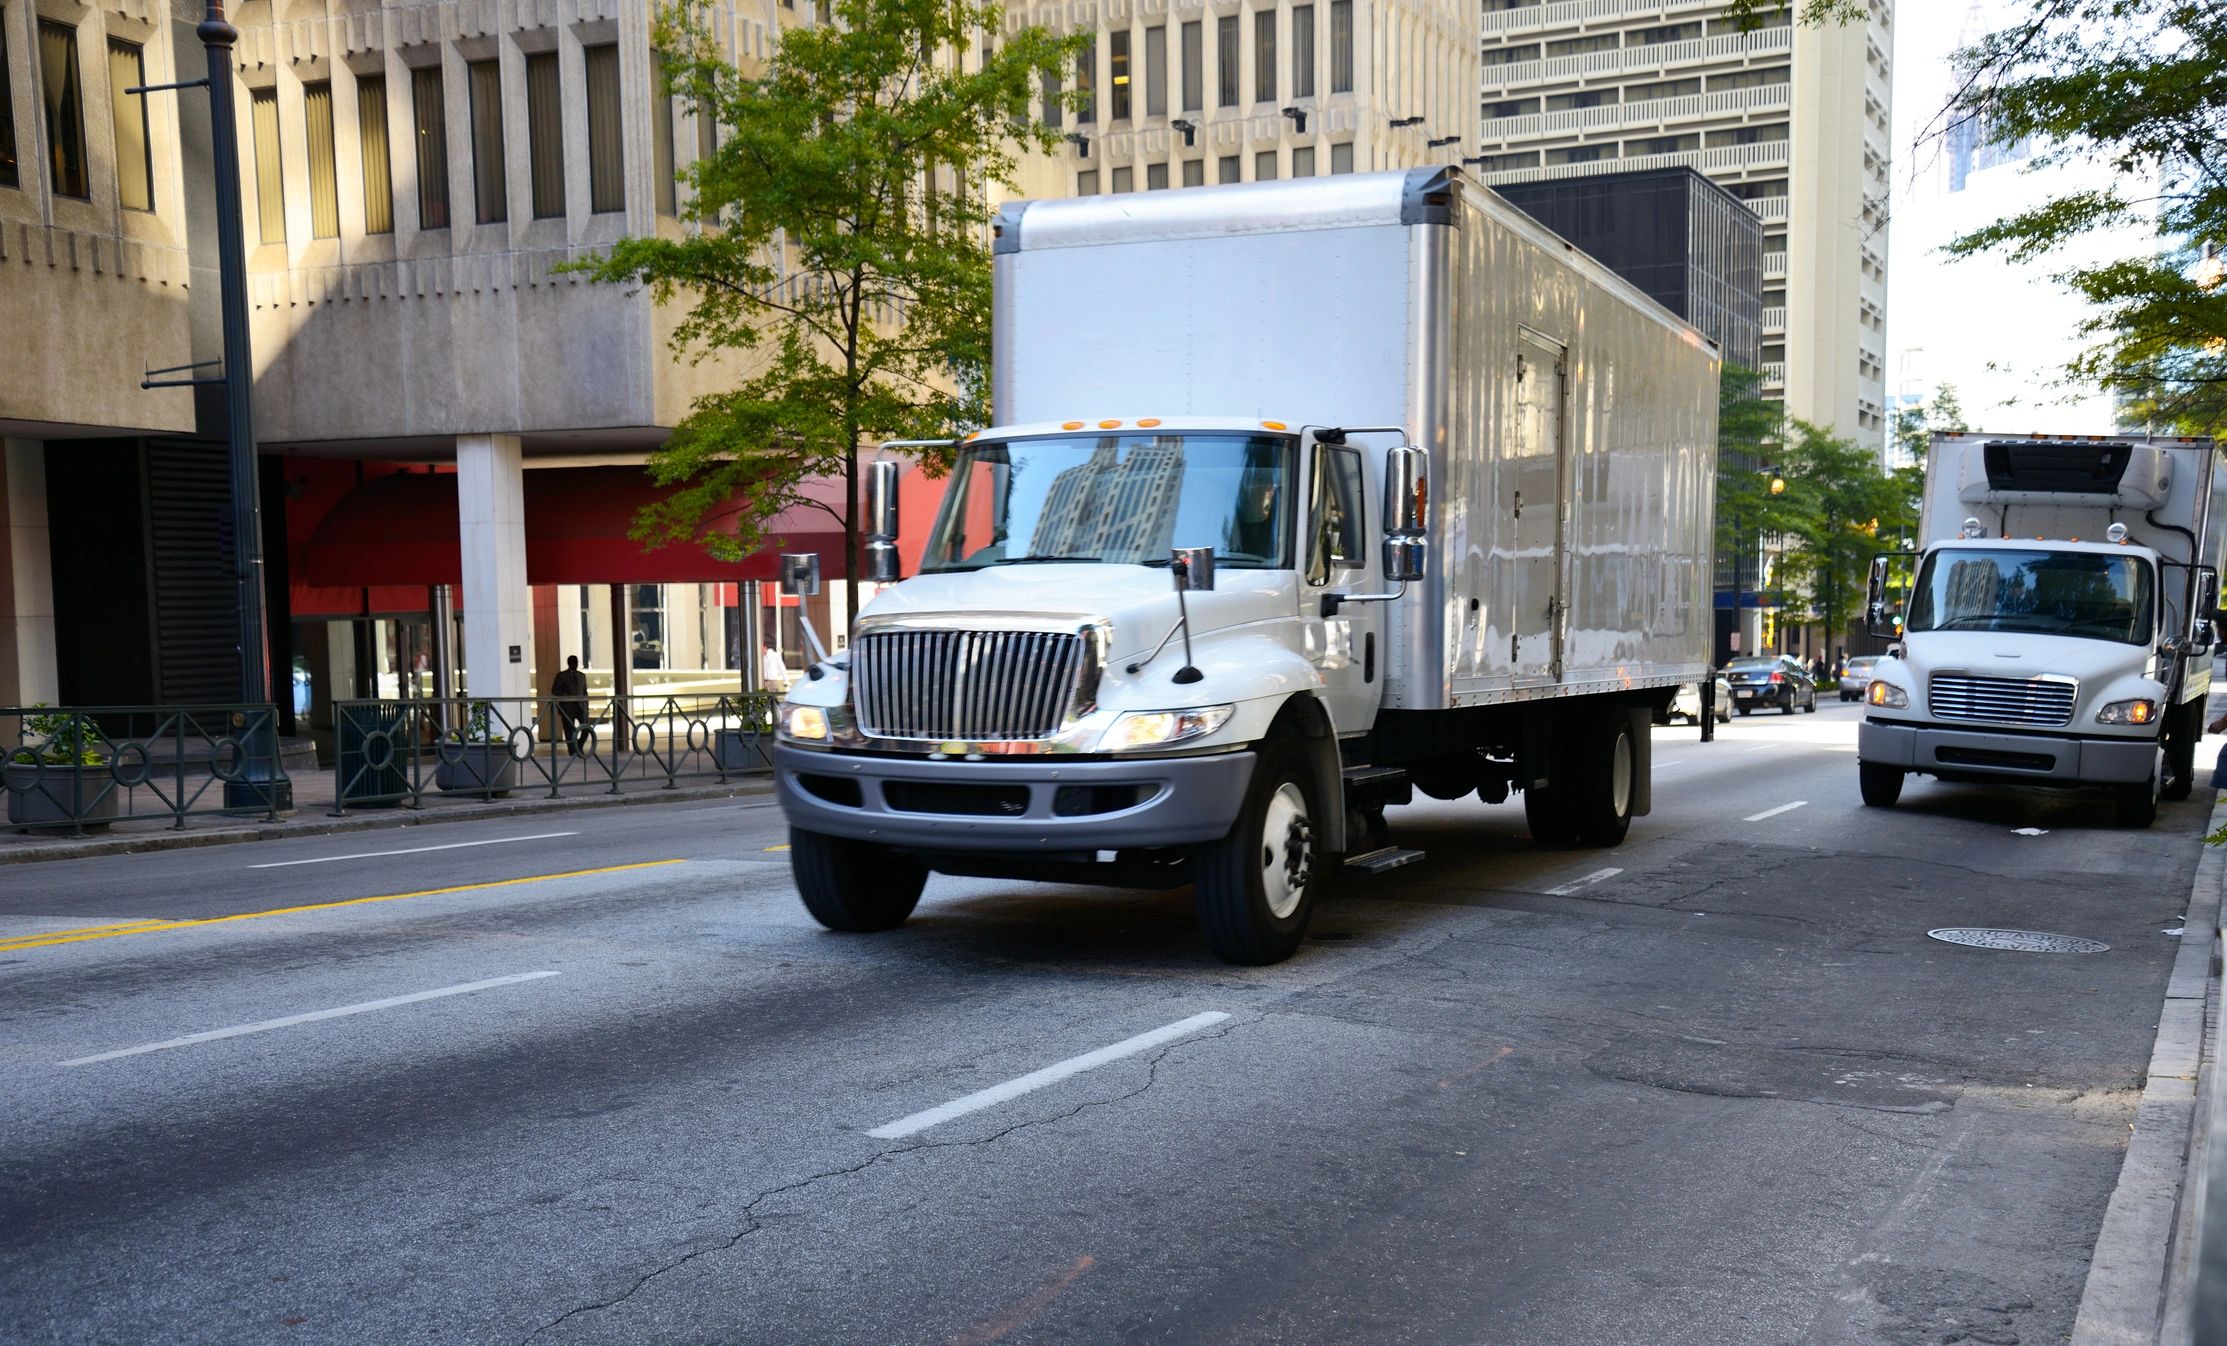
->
[[0, 700, 2210, 1345]]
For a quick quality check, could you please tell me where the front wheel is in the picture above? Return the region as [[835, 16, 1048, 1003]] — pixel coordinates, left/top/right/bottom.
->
[[1194, 739, 1325, 965], [2117, 755, 2161, 828], [791, 828, 928, 932], [1858, 762, 1904, 807]]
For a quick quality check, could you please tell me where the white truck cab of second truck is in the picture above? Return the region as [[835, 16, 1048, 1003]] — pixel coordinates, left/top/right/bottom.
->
[[1857, 432, 2223, 827]]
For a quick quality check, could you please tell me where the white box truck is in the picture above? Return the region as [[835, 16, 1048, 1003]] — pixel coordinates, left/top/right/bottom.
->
[[772, 169, 1720, 962], [1858, 432, 2223, 826]]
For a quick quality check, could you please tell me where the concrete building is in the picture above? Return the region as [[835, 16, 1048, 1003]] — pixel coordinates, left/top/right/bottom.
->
[[0, 0, 873, 733], [1008, 0, 1478, 200], [1470, 0, 1894, 452]]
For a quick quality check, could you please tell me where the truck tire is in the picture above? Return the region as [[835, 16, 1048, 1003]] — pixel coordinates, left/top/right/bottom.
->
[[790, 827, 928, 932], [2117, 757, 2160, 829], [2163, 706, 2199, 802], [1858, 762, 1903, 807], [1562, 711, 1636, 847], [1194, 739, 1323, 965], [1524, 783, 1575, 846]]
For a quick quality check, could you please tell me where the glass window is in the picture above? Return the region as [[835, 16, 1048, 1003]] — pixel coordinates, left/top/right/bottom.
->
[[923, 434, 1296, 572], [1309, 446, 1365, 582], [1291, 145, 1314, 177], [651, 54, 675, 215], [1181, 158, 1203, 187], [467, 59, 505, 224], [1217, 153, 1239, 183], [251, 87, 283, 242], [0, 18, 16, 189], [1906, 549, 2155, 645], [1146, 161, 1167, 190], [1109, 30, 1129, 121], [1074, 37, 1094, 124], [1144, 25, 1165, 117], [357, 75, 394, 233], [412, 65, 449, 229], [1545, 33, 1617, 57], [38, 21, 87, 199], [1254, 148, 1275, 180], [1216, 16, 1237, 107], [1291, 5, 1314, 99], [1076, 168, 1097, 194], [1330, 141, 1353, 173], [303, 81, 339, 237], [1329, 1, 1352, 93], [1482, 43, 1540, 67], [107, 40, 150, 211], [584, 46, 622, 212], [1253, 9, 1275, 104], [1180, 21, 1201, 112], [1111, 164, 1132, 193], [1040, 69, 1061, 129], [629, 584, 665, 670], [524, 51, 563, 218]]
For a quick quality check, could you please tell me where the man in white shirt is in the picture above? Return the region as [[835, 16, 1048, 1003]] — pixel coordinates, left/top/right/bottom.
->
[[760, 641, 789, 695]]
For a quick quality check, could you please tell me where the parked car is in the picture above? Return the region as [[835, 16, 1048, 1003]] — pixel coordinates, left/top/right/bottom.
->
[[1838, 655, 1881, 701], [1724, 655, 1818, 715], [1665, 673, 1732, 724]]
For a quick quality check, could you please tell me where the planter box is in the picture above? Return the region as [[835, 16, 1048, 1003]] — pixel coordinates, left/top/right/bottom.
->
[[434, 743, 520, 796], [5, 761, 122, 830], [713, 727, 771, 774]]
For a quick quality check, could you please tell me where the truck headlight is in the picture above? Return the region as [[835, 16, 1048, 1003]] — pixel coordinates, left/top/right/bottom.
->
[[1098, 705, 1235, 751], [2097, 698, 2159, 725], [782, 704, 831, 741], [1866, 681, 1909, 709]]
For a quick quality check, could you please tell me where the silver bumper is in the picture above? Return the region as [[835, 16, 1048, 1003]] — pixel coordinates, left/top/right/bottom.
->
[[1859, 718, 2156, 785], [773, 745, 1255, 852]]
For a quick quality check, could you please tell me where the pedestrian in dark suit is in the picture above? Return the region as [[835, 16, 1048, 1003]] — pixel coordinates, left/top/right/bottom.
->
[[552, 656, 590, 756]]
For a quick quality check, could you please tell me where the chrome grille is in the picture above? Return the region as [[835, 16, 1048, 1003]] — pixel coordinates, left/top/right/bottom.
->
[[1927, 674, 2077, 728], [853, 629, 1088, 741]]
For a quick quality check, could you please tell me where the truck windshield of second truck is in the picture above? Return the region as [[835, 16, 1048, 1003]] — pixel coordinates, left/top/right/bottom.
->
[[1906, 548, 2155, 644], [921, 432, 1295, 572]]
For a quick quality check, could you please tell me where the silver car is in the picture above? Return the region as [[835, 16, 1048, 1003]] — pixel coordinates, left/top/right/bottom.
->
[[1839, 655, 1881, 701], [1669, 673, 1732, 724]]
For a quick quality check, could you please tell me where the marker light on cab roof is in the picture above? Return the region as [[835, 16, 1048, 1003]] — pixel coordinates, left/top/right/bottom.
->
[[1062, 421, 1085, 430], [1262, 420, 1287, 430]]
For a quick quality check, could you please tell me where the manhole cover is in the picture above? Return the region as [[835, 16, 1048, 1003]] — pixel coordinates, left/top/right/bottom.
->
[[1927, 927, 2110, 954]]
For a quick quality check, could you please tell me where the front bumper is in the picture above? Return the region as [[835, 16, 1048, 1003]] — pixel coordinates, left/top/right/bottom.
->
[[772, 745, 1255, 852], [1859, 718, 2156, 785]]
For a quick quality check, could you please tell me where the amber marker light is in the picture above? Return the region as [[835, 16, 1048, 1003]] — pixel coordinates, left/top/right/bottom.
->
[[1137, 418, 1162, 428], [1062, 421, 1085, 430], [1262, 420, 1288, 430], [1099, 419, 1123, 429]]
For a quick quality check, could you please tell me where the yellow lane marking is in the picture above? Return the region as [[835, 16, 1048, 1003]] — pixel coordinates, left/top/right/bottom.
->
[[0, 860, 683, 954], [762, 844, 790, 852]]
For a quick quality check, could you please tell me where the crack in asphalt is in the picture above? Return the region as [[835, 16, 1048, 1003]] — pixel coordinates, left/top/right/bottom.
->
[[516, 1016, 1246, 1344]]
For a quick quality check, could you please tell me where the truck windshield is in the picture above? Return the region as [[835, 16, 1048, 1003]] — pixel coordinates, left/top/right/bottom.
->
[[1905, 548, 2154, 645], [921, 433, 1294, 572]]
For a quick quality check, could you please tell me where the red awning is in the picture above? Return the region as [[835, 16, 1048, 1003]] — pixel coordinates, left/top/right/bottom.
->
[[299, 467, 850, 588]]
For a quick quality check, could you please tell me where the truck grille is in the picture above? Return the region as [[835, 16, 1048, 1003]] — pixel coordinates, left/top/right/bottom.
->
[[853, 629, 1090, 741], [1927, 674, 2077, 728]]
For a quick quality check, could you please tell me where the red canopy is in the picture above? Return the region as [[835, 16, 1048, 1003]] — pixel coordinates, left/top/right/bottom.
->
[[299, 467, 850, 588]]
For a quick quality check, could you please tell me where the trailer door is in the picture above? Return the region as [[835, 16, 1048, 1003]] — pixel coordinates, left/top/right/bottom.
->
[[1511, 331, 1568, 683]]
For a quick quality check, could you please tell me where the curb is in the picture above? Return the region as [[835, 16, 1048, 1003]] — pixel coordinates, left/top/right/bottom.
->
[[0, 777, 779, 866], [2069, 791, 2227, 1346]]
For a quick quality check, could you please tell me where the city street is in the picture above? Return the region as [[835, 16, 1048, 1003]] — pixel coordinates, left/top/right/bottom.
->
[[0, 701, 2208, 1345]]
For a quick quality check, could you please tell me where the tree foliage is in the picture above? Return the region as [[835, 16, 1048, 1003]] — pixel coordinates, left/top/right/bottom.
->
[[572, 0, 1081, 615], [1942, 0, 2227, 433], [1773, 420, 1916, 642]]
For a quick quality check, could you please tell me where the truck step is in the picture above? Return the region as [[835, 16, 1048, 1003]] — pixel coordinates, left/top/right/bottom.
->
[[1341, 765, 1408, 786], [1343, 846, 1426, 875]]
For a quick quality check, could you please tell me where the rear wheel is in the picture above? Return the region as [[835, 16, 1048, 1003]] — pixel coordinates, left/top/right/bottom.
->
[[1858, 762, 1904, 807], [1195, 738, 1325, 965], [791, 827, 928, 932], [1525, 709, 1636, 848], [1780, 694, 1796, 716], [1805, 692, 1818, 713]]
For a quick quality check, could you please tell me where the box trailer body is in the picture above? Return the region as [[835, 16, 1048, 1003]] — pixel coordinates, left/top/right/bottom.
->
[[773, 169, 1720, 962], [1859, 432, 2224, 824]]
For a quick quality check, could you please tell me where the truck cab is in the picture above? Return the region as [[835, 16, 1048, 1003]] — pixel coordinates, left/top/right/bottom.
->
[[1857, 434, 2221, 826]]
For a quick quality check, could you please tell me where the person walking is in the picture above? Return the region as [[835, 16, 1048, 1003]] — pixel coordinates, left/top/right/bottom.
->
[[552, 656, 590, 756], [760, 641, 789, 696]]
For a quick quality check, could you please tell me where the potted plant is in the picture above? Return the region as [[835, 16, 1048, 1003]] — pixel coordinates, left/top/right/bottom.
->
[[434, 702, 522, 796], [713, 694, 777, 773], [6, 708, 120, 830]]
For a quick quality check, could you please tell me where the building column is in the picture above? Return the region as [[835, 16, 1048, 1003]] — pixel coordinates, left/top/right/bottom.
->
[[0, 440, 59, 706], [456, 434, 534, 705]]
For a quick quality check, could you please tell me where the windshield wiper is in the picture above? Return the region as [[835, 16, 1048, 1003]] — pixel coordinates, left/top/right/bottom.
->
[[996, 555, 1104, 566]]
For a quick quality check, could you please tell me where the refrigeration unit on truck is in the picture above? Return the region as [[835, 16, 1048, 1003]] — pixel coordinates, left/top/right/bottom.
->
[[771, 169, 1720, 963], [1858, 432, 2223, 827]]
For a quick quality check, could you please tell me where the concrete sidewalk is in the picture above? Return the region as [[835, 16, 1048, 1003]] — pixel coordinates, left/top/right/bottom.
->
[[0, 763, 776, 866]]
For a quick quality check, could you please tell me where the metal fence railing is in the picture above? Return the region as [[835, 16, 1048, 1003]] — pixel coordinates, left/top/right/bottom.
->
[[331, 692, 778, 813], [1, 704, 290, 835]]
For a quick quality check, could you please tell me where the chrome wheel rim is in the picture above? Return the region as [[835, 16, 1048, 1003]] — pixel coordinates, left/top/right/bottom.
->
[[1610, 731, 1632, 818], [1259, 782, 1313, 920]]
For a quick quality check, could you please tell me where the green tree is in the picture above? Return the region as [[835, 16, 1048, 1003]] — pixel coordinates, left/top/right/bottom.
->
[[1774, 420, 1907, 646], [1714, 364, 1807, 579], [1941, 1, 2227, 433], [573, 0, 1082, 620]]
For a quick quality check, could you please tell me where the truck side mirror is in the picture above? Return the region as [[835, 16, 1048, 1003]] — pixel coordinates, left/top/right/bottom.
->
[[1171, 546, 1217, 592], [866, 460, 902, 583], [779, 552, 822, 598], [1382, 445, 1430, 583], [1867, 552, 1913, 639]]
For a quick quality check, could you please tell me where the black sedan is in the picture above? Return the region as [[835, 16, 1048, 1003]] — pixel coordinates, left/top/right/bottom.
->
[[1724, 655, 1818, 716]]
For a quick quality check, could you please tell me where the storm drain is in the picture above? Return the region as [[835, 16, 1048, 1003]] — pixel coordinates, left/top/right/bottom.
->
[[1927, 927, 2110, 954]]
